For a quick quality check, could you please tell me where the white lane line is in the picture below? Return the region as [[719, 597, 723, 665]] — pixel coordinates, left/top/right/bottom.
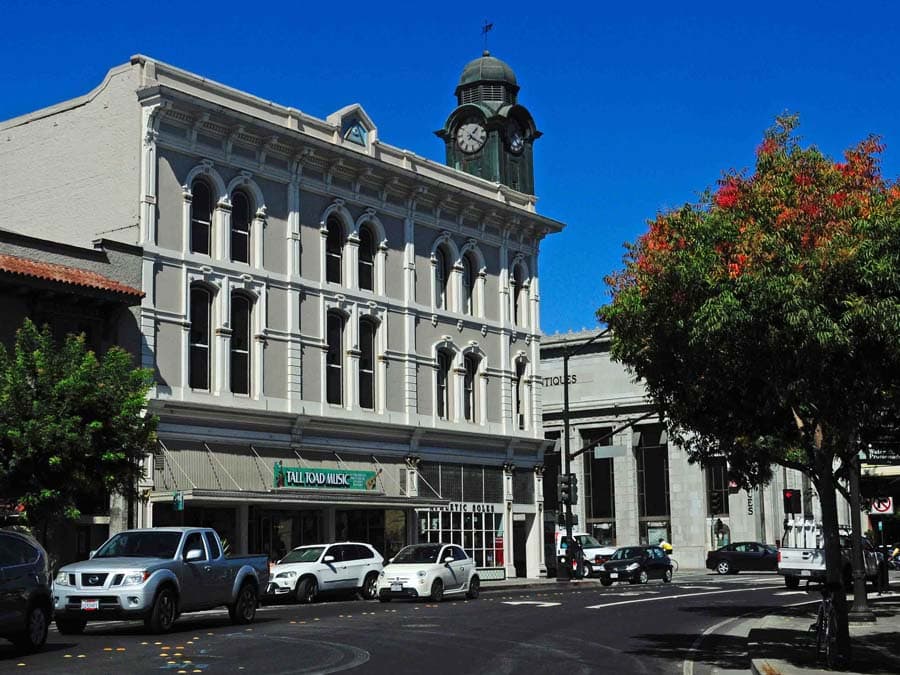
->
[[501, 601, 561, 607], [775, 591, 807, 596], [585, 585, 778, 609]]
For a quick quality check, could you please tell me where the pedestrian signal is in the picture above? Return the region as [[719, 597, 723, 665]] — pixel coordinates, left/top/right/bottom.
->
[[782, 489, 801, 514]]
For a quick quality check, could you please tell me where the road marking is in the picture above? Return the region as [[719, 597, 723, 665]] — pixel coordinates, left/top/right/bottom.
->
[[585, 585, 778, 609], [775, 591, 806, 596], [502, 601, 561, 607], [675, 585, 717, 590]]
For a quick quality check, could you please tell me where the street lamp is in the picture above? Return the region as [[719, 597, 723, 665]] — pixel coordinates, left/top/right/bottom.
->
[[558, 328, 610, 581]]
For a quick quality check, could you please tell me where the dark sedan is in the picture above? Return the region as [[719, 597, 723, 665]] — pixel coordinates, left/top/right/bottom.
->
[[598, 545, 673, 585], [0, 529, 52, 652], [706, 541, 778, 575]]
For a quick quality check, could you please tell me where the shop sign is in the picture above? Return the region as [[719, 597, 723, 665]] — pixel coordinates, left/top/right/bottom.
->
[[274, 463, 377, 491], [432, 501, 498, 514]]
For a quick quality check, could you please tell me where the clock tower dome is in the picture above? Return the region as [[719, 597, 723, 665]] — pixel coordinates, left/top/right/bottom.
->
[[436, 51, 541, 195]]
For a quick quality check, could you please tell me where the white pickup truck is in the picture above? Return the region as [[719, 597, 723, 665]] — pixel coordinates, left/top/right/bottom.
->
[[777, 524, 879, 589], [53, 527, 268, 634]]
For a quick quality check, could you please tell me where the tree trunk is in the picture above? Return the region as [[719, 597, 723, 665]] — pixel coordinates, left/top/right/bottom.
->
[[816, 460, 852, 661]]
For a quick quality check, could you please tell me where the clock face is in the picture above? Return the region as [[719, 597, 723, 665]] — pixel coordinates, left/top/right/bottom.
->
[[507, 120, 525, 154], [456, 120, 487, 154]]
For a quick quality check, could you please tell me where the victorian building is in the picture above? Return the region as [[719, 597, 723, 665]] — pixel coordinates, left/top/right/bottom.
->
[[0, 53, 562, 577]]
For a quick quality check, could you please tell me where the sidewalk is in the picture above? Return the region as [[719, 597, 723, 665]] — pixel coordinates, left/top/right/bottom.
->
[[749, 590, 900, 675]]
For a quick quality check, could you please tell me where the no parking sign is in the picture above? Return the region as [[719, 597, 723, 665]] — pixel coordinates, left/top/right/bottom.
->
[[870, 496, 894, 515]]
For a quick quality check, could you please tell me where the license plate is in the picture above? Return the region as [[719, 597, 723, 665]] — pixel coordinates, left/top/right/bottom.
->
[[610, 573, 618, 579], [390, 583, 402, 592], [81, 599, 99, 611], [800, 570, 810, 577]]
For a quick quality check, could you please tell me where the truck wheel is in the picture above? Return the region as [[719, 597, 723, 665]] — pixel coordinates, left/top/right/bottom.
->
[[145, 587, 178, 633], [229, 582, 258, 625], [359, 572, 379, 600], [296, 577, 318, 604], [12, 603, 49, 652], [784, 576, 800, 589], [55, 617, 87, 635]]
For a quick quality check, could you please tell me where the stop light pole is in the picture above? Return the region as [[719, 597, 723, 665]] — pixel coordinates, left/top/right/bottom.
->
[[558, 329, 609, 581]]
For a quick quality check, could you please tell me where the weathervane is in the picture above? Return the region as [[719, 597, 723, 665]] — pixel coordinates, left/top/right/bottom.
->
[[482, 20, 493, 53]]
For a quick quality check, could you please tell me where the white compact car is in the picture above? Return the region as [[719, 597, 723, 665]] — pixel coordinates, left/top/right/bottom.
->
[[376, 543, 480, 602], [265, 542, 383, 604]]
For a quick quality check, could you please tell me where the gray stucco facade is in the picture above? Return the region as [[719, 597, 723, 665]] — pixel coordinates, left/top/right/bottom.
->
[[0, 55, 563, 577]]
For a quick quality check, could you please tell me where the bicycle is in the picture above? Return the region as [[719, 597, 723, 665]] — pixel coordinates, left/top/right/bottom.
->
[[667, 556, 679, 573], [812, 584, 838, 668]]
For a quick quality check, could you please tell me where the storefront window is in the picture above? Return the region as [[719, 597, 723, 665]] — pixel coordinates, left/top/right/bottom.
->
[[417, 508, 504, 568]]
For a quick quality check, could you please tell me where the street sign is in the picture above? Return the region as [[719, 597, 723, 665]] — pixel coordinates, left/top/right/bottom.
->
[[594, 445, 627, 459], [870, 496, 894, 515]]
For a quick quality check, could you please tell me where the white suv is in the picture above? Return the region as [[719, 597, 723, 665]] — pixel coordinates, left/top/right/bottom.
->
[[377, 543, 480, 602], [556, 531, 617, 577], [266, 542, 383, 604]]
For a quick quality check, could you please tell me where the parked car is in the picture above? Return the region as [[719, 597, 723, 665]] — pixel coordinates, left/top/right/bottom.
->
[[597, 545, 673, 585], [376, 543, 479, 602], [53, 527, 268, 634], [555, 530, 617, 578], [0, 530, 52, 652], [706, 542, 778, 575], [266, 542, 383, 603]]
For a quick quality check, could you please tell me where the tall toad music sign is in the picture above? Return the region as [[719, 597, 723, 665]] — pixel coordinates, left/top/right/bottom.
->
[[274, 462, 379, 491]]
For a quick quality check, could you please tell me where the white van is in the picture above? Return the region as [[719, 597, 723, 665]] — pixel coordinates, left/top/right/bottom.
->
[[555, 529, 617, 577]]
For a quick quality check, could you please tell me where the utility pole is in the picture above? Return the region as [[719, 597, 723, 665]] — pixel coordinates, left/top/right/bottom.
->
[[558, 328, 609, 581]]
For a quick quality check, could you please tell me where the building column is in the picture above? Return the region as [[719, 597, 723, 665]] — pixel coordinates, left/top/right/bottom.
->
[[668, 434, 707, 569], [237, 504, 249, 555], [613, 427, 639, 548], [503, 464, 516, 578], [533, 465, 547, 577], [323, 507, 337, 543]]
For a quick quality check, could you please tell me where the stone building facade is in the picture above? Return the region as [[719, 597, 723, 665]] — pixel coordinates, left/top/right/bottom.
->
[[0, 54, 563, 577], [540, 329, 852, 570]]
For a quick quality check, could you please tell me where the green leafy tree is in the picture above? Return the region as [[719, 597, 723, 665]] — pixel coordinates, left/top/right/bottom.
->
[[601, 116, 900, 658], [0, 319, 157, 545]]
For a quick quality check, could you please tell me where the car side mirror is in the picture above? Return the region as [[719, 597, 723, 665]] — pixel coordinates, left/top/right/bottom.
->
[[444, 556, 454, 564], [89, 550, 97, 559], [323, 555, 335, 563], [185, 549, 204, 562]]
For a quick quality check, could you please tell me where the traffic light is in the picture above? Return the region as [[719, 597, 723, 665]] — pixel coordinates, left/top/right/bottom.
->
[[558, 473, 572, 504], [783, 488, 801, 514], [710, 491, 723, 514], [570, 474, 579, 506]]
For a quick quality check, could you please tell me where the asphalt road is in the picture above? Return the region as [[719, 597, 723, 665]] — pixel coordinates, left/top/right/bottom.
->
[[1, 571, 814, 674]]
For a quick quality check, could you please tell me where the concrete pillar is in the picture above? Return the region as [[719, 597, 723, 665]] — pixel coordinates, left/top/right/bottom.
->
[[668, 439, 707, 568], [613, 428, 639, 547], [237, 504, 249, 555], [323, 507, 336, 543]]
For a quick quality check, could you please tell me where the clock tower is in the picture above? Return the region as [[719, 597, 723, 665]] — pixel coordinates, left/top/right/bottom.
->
[[436, 51, 541, 195]]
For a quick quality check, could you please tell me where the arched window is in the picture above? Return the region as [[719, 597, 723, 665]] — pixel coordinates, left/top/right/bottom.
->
[[514, 360, 526, 429], [359, 318, 376, 409], [464, 354, 479, 422], [231, 191, 252, 264], [189, 286, 211, 390], [191, 180, 213, 255], [512, 264, 525, 327], [326, 218, 344, 284], [230, 294, 251, 395], [326, 312, 344, 405], [436, 350, 452, 420], [358, 226, 375, 292], [462, 253, 477, 316], [435, 246, 451, 311]]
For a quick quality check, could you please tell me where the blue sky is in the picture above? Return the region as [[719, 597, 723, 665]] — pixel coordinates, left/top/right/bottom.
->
[[4, 1, 900, 334]]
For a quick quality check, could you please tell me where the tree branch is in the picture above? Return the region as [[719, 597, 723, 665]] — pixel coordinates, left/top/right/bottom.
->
[[776, 457, 816, 481]]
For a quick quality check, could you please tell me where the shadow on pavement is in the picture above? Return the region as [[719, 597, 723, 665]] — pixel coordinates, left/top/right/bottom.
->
[[625, 631, 750, 670], [0, 641, 78, 661]]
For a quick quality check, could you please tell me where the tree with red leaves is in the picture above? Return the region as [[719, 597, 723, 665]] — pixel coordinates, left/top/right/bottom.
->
[[601, 115, 900, 661]]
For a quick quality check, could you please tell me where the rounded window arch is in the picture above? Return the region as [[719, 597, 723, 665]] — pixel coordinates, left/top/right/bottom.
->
[[435, 244, 452, 311], [326, 310, 346, 404], [325, 216, 345, 285], [511, 261, 529, 327], [231, 190, 253, 264], [189, 283, 214, 390], [359, 316, 378, 409], [358, 224, 376, 292], [230, 292, 253, 395], [462, 251, 478, 316], [190, 179, 214, 256]]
